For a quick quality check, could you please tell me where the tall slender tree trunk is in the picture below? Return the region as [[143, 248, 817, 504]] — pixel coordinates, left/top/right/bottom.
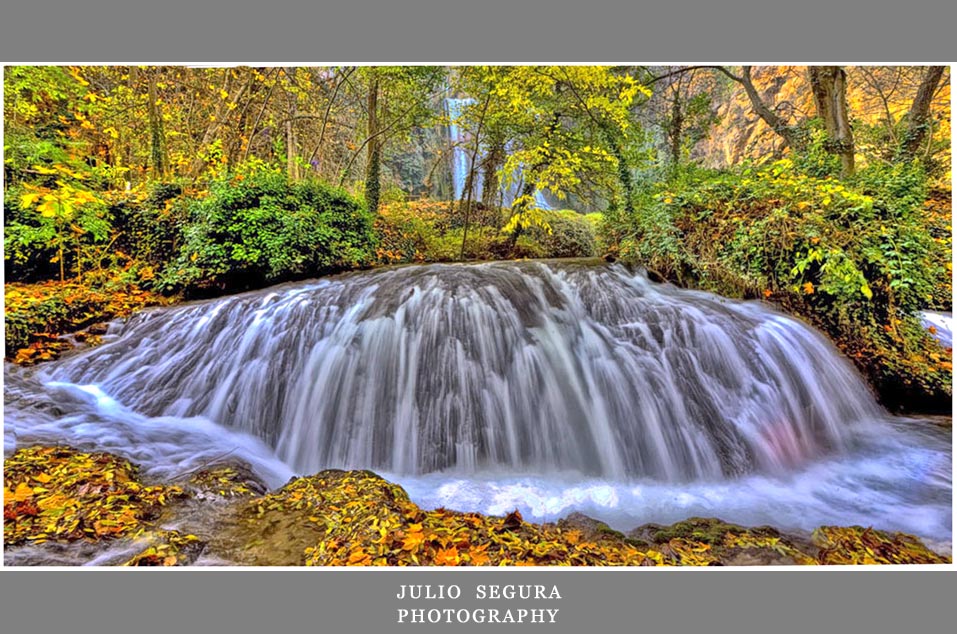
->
[[808, 66, 855, 177], [364, 74, 381, 213], [285, 100, 299, 180], [481, 138, 505, 210], [147, 69, 167, 179], [899, 66, 946, 160], [668, 85, 684, 167], [460, 94, 491, 260], [188, 70, 250, 179]]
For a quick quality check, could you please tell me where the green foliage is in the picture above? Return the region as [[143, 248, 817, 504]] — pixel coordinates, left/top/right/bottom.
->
[[5, 178, 112, 283], [601, 159, 952, 408], [375, 202, 595, 263], [524, 210, 597, 258], [159, 166, 376, 292]]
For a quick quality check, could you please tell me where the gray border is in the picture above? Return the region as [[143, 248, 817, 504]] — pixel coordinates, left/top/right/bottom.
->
[[2, 2, 955, 633], [1, 569, 956, 633], [0, 2, 955, 62]]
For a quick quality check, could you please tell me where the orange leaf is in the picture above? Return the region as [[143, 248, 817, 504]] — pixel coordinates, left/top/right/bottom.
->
[[434, 546, 460, 566]]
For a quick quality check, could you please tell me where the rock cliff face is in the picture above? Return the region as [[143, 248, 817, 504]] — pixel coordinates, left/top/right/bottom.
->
[[643, 65, 950, 170]]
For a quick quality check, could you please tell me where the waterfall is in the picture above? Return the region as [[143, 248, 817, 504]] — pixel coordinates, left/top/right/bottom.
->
[[26, 260, 887, 480], [445, 98, 552, 210], [445, 98, 480, 201], [6, 260, 950, 541]]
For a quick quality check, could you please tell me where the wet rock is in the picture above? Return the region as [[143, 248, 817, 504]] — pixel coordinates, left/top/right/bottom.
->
[[185, 461, 269, 498], [558, 512, 635, 544], [86, 322, 111, 336], [216, 469, 415, 566], [122, 530, 207, 566], [630, 517, 773, 545], [629, 517, 818, 565]]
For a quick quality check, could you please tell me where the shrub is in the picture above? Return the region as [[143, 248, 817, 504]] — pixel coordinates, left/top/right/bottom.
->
[[158, 168, 376, 293], [529, 210, 597, 258]]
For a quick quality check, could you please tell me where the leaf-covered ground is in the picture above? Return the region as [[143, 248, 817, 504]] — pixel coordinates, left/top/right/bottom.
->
[[3, 446, 951, 566], [223, 469, 950, 567], [4, 281, 173, 364], [3, 446, 186, 545]]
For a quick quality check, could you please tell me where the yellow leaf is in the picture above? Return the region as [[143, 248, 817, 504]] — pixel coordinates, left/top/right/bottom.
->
[[802, 282, 815, 295], [20, 192, 41, 208]]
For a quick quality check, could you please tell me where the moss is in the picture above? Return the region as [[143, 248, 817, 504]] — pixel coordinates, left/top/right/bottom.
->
[[646, 517, 764, 545]]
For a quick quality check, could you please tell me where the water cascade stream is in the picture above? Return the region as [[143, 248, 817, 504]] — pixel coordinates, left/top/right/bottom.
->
[[4, 260, 951, 543]]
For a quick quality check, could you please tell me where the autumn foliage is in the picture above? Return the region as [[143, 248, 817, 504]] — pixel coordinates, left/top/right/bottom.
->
[[3, 446, 186, 545]]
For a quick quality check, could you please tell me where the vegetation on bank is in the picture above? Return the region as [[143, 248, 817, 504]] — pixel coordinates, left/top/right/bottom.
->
[[4, 445, 950, 566], [602, 157, 953, 409], [376, 200, 597, 263]]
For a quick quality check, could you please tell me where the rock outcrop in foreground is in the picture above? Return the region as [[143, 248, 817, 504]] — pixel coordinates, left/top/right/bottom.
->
[[4, 446, 951, 566]]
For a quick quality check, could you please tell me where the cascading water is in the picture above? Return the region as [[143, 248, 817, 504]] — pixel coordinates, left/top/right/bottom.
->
[[4, 260, 951, 543], [446, 97, 551, 209]]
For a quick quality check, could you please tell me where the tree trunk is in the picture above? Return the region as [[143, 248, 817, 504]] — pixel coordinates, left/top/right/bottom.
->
[[364, 74, 381, 214], [736, 66, 808, 153], [899, 66, 945, 160], [481, 139, 505, 209], [285, 83, 299, 181], [147, 69, 167, 178], [460, 94, 491, 260], [808, 66, 855, 177], [188, 72, 250, 179], [668, 86, 684, 166]]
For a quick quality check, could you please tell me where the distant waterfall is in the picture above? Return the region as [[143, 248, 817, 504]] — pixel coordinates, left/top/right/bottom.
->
[[445, 97, 551, 209]]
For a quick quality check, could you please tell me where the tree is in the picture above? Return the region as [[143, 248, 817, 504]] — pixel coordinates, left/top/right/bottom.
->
[[899, 66, 946, 161], [456, 65, 647, 234], [646, 66, 722, 169], [347, 67, 445, 213], [146, 68, 168, 178], [807, 66, 855, 177], [649, 66, 809, 156]]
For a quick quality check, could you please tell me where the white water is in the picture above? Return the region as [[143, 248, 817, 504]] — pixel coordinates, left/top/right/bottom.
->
[[922, 311, 953, 349], [3, 260, 951, 544]]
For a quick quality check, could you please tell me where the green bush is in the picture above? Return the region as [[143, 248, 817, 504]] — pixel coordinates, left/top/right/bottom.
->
[[537, 210, 597, 258], [158, 168, 376, 293]]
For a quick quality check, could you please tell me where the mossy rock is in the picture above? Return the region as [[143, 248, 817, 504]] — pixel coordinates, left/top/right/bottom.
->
[[630, 517, 774, 545]]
